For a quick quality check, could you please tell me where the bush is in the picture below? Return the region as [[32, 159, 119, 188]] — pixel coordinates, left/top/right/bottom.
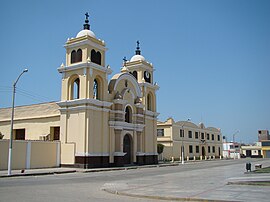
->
[[0, 132, 4, 139], [157, 143, 164, 154]]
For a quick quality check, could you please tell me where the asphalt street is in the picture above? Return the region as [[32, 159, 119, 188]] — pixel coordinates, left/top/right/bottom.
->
[[1, 158, 270, 201]]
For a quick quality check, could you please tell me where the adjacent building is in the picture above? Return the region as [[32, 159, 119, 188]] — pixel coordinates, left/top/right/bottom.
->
[[157, 118, 223, 161], [258, 130, 270, 158]]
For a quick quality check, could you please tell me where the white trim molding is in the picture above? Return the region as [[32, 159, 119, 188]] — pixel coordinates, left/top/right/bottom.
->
[[58, 62, 112, 75], [113, 152, 126, 156], [75, 152, 109, 157], [109, 121, 145, 131]]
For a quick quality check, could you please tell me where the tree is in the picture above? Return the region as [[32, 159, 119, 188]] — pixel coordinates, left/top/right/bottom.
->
[[0, 132, 3, 139], [157, 143, 164, 154]]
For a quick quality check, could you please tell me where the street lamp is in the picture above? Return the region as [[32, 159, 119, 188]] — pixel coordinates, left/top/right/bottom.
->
[[232, 130, 239, 160], [181, 118, 191, 165], [8, 69, 28, 176]]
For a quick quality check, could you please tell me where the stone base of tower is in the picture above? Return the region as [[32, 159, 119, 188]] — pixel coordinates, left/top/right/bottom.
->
[[71, 155, 158, 168], [74, 156, 110, 168], [136, 155, 158, 165]]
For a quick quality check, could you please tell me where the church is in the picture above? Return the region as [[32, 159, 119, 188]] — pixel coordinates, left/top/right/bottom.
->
[[0, 14, 159, 168]]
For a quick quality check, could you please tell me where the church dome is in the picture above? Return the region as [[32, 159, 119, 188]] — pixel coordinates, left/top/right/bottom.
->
[[76, 29, 96, 38], [130, 40, 146, 62], [130, 54, 145, 62], [76, 12, 96, 39]]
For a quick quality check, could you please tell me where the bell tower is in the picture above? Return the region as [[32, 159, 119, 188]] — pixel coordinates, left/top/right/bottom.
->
[[57, 13, 113, 168], [124, 41, 159, 112], [58, 13, 112, 102], [123, 41, 159, 163]]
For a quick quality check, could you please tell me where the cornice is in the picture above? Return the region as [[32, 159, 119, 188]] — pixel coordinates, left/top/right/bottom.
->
[[65, 35, 107, 51], [57, 98, 113, 108], [58, 61, 113, 75], [109, 121, 145, 131]]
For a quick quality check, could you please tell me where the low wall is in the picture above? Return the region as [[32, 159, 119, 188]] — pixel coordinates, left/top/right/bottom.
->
[[0, 140, 60, 170]]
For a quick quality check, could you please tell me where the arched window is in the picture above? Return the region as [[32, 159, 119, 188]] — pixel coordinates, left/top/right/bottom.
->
[[77, 49, 82, 62], [93, 79, 99, 99], [96, 51, 101, 65], [71, 50, 76, 64], [125, 106, 132, 123], [147, 93, 152, 111], [91, 49, 97, 64], [132, 71, 137, 79], [91, 49, 102, 65], [73, 78, 80, 99]]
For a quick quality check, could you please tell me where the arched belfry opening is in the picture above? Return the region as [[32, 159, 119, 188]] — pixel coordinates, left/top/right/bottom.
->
[[73, 78, 80, 99], [123, 134, 132, 164], [91, 49, 101, 65], [71, 49, 83, 64], [93, 79, 99, 99], [125, 106, 132, 123]]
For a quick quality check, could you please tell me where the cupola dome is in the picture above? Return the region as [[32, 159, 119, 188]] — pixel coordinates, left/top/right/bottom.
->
[[130, 41, 145, 62], [76, 12, 96, 38]]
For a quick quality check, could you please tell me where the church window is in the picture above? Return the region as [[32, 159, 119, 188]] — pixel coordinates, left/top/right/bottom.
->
[[77, 49, 82, 62], [93, 79, 99, 99], [96, 51, 101, 65], [71, 50, 76, 64], [132, 71, 137, 79], [91, 49, 102, 65], [71, 49, 82, 64], [125, 106, 132, 123], [73, 78, 80, 99]]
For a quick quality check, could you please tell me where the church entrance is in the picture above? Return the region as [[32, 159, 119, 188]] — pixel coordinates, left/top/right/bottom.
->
[[123, 134, 132, 165]]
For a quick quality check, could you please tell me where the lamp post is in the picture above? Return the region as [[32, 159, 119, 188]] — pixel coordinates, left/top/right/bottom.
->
[[232, 130, 239, 160], [8, 69, 28, 176], [181, 118, 191, 165]]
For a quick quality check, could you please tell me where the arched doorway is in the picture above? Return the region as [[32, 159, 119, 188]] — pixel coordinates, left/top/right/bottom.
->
[[202, 146, 206, 157], [123, 134, 132, 164]]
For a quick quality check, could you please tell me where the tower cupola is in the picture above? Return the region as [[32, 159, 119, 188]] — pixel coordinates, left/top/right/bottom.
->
[[76, 12, 96, 38]]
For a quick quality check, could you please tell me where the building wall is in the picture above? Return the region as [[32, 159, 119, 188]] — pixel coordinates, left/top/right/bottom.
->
[[0, 102, 60, 141], [157, 118, 223, 161], [0, 140, 60, 170]]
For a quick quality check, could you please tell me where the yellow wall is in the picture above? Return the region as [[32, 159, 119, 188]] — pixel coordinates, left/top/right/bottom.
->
[[0, 116, 60, 140], [0, 140, 59, 170]]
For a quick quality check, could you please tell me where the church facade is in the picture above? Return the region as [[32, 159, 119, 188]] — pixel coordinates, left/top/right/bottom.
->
[[0, 15, 159, 168]]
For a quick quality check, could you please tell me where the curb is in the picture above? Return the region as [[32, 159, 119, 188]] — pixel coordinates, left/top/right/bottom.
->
[[0, 163, 179, 178], [0, 170, 77, 178], [102, 188, 236, 202]]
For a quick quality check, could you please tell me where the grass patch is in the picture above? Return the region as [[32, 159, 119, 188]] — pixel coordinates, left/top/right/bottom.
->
[[254, 166, 270, 173], [228, 181, 270, 186]]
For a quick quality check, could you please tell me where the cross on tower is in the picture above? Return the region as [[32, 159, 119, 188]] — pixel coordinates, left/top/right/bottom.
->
[[123, 56, 127, 66], [83, 12, 90, 30], [85, 12, 89, 20], [135, 40, 141, 55]]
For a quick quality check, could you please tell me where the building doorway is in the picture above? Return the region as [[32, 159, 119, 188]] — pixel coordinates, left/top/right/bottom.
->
[[202, 146, 205, 157], [123, 134, 132, 164]]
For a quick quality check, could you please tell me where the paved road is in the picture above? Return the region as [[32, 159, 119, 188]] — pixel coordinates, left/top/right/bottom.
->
[[1, 158, 270, 201]]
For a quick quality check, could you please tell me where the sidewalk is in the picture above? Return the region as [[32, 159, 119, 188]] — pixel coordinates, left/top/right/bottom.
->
[[0, 162, 179, 178], [101, 159, 270, 202]]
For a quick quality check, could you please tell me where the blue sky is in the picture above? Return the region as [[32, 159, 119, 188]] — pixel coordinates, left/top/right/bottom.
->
[[0, 0, 269, 143]]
